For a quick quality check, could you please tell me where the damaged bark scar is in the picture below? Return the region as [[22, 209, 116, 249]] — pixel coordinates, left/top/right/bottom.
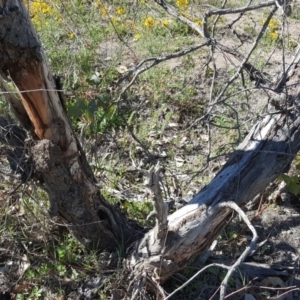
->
[[168, 205, 207, 233], [31, 139, 71, 216], [32, 139, 63, 172]]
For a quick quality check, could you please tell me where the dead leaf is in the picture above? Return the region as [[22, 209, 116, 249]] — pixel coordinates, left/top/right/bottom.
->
[[175, 156, 185, 167], [116, 65, 128, 74], [200, 134, 209, 141]]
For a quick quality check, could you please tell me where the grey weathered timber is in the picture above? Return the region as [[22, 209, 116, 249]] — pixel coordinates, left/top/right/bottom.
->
[[127, 54, 300, 280]]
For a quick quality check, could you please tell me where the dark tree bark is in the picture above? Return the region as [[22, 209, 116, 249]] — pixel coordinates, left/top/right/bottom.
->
[[0, 0, 135, 251], [1, 0, 300, 283]]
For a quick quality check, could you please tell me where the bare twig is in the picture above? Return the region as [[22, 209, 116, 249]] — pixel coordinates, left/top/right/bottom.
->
[[196, 240, 218, 267], [212, 6, 278, 107], [164, 263, 230, 300], [115, 41, 209, 103], [217, 201, 258, 300], [211, 0, 228, 37], [129, 271, 147, 300], [261, 287, 300, 299], [204, 0, 276, 20], [224, 277, 258, 298], [144, 163, 168, 241]]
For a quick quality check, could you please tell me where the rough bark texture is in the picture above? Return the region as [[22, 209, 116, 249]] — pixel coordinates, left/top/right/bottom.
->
[[0, 0, 135, 250]]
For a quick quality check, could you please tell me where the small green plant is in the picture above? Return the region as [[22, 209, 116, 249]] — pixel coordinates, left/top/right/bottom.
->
[[67, 94, 124, 135], [57, 262, 67, 276], [277, 156, 300, 195], [38, 263, 52, 276], [120, 200, 153, 225], [278, 173, 300, 195], [56, 234, 84, 262]]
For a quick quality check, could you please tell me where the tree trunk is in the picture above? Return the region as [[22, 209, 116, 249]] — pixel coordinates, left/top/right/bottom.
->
[[1, 0, 300, 283], [0, 0, 135, 251]]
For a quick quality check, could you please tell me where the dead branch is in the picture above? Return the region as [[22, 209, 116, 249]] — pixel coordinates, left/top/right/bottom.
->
[[217, 202, 258, 300], [144, 163, 168, 241], [115, 41, 209, 102], [154, 0, 203, 36], [164, 263, 230, 300]]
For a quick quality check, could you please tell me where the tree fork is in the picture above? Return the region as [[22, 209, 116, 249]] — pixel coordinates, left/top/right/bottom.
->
[[2, 0, 300, 285]]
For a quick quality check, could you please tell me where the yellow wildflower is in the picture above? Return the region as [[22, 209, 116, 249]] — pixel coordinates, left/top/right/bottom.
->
[[195, 19, 202, 26], [101, 7, 108, 17], [26, 1, 56, 27], [176, 0, 189, 10], [143, 17, 155, 29], [41, 3, 51, 13], [269, 18, 280, 31], [162, 19, 169, 27], [111, 17, 118, 24], [134, 33, 141, 40], [270, 31, 279, 40], [95, 0, 101, 8], [68, 32, 75, 39], [116, 7, 125, 15]]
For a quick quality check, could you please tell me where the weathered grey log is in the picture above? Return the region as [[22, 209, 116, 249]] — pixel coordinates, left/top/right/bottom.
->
[[127, 51, 300, 281]]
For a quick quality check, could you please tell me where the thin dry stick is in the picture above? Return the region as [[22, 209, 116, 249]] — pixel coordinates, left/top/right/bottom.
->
[[144, 163, 168, 240], [164, 263, 230, 300], [213, 6, 278, 105], [260, 285, 297, 290], [154, 0, 204, 36], [224, 277, 258, 299], [129, 271, 147, 300], [184, 4, 278, 132], [259, 286, 300, 300], [211, 0, 228, 37], [156, 0, 275, 72], [208, 0, 276, 15], [217, 201, 258, 300], [115, 41, 209, 103]]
